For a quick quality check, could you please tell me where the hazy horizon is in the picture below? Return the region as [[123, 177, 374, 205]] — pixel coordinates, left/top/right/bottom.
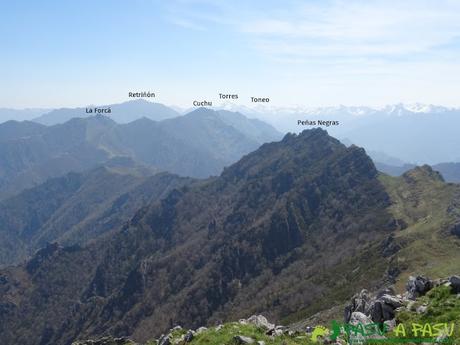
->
[[1, 0, 460, 108]]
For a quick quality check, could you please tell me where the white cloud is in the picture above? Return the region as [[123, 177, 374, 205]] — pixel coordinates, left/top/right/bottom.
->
[[240, 0, 460, 59], [162, 0, 460, 106]]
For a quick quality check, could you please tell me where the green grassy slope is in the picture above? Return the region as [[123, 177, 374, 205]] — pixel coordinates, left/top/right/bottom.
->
[[379, 166, 460, 291]]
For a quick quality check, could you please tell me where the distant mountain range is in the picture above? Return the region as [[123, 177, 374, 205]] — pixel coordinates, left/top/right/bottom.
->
[[0, 108, 51, 123], [228, 103, 460, 166], [0, 108, 281, 199], [33, 100, 180, 125], [3, 101, 459, 167], [1, 129, 459, 345]]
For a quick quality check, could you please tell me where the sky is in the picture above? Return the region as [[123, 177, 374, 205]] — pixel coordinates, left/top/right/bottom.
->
[[1, 0, 460, 108]]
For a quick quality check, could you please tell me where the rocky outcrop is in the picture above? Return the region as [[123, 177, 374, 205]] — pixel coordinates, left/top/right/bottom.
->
[[342, 274, 460, 344], [406, 275, 433, 299]]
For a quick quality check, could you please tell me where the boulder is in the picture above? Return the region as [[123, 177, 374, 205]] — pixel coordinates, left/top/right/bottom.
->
[[406, 276, 433, 299], [247, 315, 275, 330], [449, 275, 460, 293], [380, 294, 403, 308], [371, 298, 397, 323], [350, 312, 372, 325]]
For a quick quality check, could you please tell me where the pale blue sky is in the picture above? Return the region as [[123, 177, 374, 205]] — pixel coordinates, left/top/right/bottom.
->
[[1, 0, 460, 108]]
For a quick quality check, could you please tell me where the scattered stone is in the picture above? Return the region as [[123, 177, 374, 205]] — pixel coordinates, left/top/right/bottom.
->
[[234, 335, 255, 344], [215, 324, 223, 331], [257, 341, 266, 345], [239, 319, 248, 325]]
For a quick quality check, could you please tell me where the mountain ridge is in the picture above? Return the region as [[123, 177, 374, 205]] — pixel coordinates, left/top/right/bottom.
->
[[0, 108, 281, 198], [0, 128, 398, 344]]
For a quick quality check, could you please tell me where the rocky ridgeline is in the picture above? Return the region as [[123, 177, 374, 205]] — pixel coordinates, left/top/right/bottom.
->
[[72, 315, 293, 345], [73, 275, 460, 345]]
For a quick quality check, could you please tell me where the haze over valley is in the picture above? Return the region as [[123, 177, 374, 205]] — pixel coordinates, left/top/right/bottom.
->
[[1, 1, 459, 344]]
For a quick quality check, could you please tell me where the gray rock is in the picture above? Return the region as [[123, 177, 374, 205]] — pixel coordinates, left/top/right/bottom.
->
[[350, 312, 372, 325], [406, 276, 433, 299], [345, 289, 371, 322], [183, 330, 194, 343], [158, 335, 170, 345], [265, 327, 284, 336], [247, 315, 275, 330], [234, 335, 255, 344], [381, 294, 403, 308], [416, 305, 428, 314], [449, 275, 460, 293], [371, 300, 396, 323], [195, 327, 207, 335]]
